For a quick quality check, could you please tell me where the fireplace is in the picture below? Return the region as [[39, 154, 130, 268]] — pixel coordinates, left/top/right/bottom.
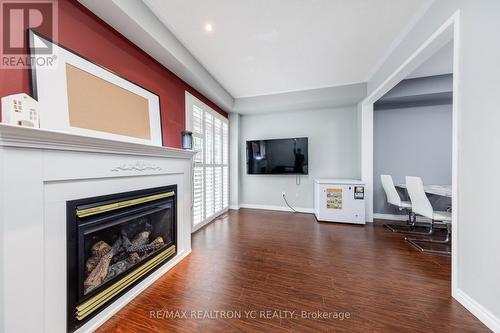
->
[[66, 185, 177, 332]]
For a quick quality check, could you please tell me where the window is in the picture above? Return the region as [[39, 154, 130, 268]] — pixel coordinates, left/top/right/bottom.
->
[[186, 93, 229, 227]]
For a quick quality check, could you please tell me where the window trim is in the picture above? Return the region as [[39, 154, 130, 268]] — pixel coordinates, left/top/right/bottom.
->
[[185, 92, 229, 232]]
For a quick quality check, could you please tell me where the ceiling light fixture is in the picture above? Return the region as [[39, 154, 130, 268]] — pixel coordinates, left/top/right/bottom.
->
[[204, 23, 213, 32]]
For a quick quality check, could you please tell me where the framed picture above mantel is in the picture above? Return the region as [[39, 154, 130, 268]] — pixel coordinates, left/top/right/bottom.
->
[[29, 30, 163, 146]]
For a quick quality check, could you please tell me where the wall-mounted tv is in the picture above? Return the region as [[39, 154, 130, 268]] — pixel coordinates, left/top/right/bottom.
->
[[246, 137, 308, 175]]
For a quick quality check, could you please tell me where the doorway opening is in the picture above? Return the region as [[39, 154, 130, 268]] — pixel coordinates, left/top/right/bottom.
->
[[359, 12, 460, 293]]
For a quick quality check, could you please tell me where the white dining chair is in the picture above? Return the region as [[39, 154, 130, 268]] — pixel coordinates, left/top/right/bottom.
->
[[380, 174, 415, 233], [404, 176, 452, 255]]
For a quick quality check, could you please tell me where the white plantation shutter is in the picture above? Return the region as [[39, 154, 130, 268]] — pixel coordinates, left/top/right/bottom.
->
[[205, 167, 214, 217], [186, 93, 229, 227], [193, 166, 204, 224], [192, 106, 204, 164], [214, 166, 222, 211], [223, 166, 228, 208], [222, 122, 228, 165], [191, 103, 205, 224], [214, 118, 223, 212], [193, 105, 203, 134], [204, 113, 214, 218], [193, 136, 203, 163], [222, 122, 229, 208], [205, 113, 213, 165], [214, 118, 222, 164]]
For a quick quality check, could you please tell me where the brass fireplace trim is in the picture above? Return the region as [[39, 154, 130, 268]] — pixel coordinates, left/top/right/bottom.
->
[[75, 245, 176, 320], [76, 191, 175, 218]]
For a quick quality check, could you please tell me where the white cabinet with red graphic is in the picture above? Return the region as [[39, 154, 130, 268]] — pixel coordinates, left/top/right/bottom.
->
[[314, 179, 365, 224]]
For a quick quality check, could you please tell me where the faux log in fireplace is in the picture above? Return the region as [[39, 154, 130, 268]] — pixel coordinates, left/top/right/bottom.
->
[[66, 185, 177, 332]]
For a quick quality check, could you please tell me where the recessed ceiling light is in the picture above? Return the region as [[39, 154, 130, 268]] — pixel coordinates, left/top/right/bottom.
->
[[205, 23, 213, 32]]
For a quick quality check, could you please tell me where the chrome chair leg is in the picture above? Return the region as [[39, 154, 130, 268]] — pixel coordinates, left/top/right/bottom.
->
[[405, 223, 451, 255], [384, 211, 436, 235]]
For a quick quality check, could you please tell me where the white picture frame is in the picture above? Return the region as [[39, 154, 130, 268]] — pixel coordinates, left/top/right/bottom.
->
[[29, 30, 163, 146]]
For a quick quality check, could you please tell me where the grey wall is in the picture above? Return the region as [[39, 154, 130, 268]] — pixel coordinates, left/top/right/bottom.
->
[[374, 104, 452, 215], [239, 106, 358, 211], [367, 0, 500, 328]]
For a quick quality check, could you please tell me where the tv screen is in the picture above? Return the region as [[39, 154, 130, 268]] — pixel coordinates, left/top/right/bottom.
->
[[246, 137, 308, 175]]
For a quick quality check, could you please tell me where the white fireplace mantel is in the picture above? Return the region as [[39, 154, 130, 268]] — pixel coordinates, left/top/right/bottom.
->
[[0, 124, 195, 333], [0, 123, 195, 158]]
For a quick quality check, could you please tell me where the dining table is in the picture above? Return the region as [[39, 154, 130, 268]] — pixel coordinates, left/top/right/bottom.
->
[[396, 184, 452, 198]]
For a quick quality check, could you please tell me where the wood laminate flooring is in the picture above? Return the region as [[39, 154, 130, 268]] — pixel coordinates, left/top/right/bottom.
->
[[96, 209, 489, 332]]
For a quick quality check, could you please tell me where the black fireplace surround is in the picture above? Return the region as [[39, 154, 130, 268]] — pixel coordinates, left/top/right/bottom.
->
[[66, 185, 177, 332]]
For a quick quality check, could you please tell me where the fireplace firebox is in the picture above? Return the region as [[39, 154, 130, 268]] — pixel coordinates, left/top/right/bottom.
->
[[66, 185, 177, 332]]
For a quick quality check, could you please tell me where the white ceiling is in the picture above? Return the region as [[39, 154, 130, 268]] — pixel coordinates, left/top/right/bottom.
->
[[144, 0, 432, 98], [407, 40, 453, 79]]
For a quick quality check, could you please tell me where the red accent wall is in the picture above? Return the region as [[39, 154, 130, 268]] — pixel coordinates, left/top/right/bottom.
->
[[0, 0, 227, 148]]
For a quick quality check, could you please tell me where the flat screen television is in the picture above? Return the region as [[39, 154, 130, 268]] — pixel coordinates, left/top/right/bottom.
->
[[246, 137, 308, 175]]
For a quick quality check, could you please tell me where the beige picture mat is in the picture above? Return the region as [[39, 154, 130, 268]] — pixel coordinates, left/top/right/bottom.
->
[[66, 64, 151, 140]]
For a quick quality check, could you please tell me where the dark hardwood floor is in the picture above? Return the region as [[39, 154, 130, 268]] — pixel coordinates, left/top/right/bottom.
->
[[97, 209, 489, 332]]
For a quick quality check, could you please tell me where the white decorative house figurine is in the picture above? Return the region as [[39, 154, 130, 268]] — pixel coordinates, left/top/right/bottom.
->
[[1, 93, 40, 128]]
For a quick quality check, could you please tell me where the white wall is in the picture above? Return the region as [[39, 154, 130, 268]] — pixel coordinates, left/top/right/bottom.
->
[[239, 107, 359, 211], [368, 0, 500, 330]]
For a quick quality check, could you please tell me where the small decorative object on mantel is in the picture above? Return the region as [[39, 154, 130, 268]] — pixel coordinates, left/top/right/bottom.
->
[[1, 93, 40, 128], [181, 130, 193, 150]]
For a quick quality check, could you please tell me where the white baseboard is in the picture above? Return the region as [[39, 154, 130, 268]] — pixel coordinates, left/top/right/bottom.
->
[[373, 213, 431, 223], [229, 205, 240, 210], [239, 203, 314, 214], [454, 288, 500, 332]]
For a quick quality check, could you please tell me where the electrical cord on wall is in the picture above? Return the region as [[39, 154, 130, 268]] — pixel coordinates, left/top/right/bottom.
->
[[282, 192, 298, 213]]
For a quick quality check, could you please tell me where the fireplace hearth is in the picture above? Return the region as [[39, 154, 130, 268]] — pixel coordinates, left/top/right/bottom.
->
[[66, 185, 177, 332]]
